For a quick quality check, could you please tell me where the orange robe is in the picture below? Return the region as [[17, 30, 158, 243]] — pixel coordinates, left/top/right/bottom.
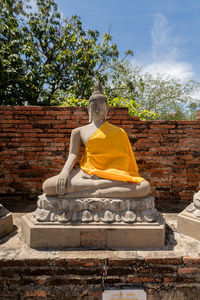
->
[[80, 121, 144, 183]]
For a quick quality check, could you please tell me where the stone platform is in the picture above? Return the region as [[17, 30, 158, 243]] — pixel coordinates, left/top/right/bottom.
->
[[1, 212, 200, 299], [0, 205, 14, 238], [21, 212, 165, 249], [177, 209, 200, 241]]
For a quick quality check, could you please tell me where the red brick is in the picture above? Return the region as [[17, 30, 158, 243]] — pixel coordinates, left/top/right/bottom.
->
[[67, 258, 106, 267], [51, 124, 66, 128], [127, 276, 161, 283], [145, 257, 183, 265], [163, 276, 198, 283], [110, 119, 121, 124], [56, 115, 71, 120], [30, 110, 45, 115], [108, 258, 144, 266], [115, 111, 129, 116], [46, 110, 71, 115], [2, 128, 17, 132], [178, 267, 200, 274], [25, 290, 46, 297], [15, 110, 32, 115], [177, 120, 198, 124], [45, 277, 84, 285], [14, 106, 43, 110], [183, 257, 200, 265], [53, 138, 70, 142], [150, 124, 176, 129], [72, 111, 87, 115], [0, 110, 13, 114], [88, 290, 101, 297], [37, 120, 64, 124], [18, 124, 33, 129], [0, 119, 27, 124]]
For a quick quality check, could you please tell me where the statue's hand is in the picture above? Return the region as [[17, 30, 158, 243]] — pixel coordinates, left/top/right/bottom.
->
[[57, 171, 69, 196]]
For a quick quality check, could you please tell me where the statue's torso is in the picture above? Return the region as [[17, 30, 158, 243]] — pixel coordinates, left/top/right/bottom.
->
[[79, 122, 104, 146]]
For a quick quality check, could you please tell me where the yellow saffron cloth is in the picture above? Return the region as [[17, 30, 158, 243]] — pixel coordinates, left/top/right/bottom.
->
[[80, 121, 144, 183]]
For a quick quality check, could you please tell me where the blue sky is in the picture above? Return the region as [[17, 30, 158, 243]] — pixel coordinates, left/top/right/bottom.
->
[[54, 0, 200, 82], [30, 0, 200, 82]]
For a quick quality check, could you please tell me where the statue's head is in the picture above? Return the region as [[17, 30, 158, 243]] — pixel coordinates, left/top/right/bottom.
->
[[88, 80, 109, 122]]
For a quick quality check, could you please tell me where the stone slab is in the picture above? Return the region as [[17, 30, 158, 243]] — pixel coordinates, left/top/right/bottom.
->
[[21, 213, 165, 249], [177, 209, 200, 241], [0, 206, 14, 238]]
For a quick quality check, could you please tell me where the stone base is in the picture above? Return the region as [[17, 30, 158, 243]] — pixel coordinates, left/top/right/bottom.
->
[[21, 213, 165, 249], [0, 205, 14, 238], [177, 209, 200, 241], [35, 194, 158, 223]]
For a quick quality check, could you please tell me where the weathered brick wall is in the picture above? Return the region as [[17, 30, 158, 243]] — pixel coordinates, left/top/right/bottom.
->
[[196, 109, 200, 120], [0, 106, 200, 211], [0, 257, 200, 299]]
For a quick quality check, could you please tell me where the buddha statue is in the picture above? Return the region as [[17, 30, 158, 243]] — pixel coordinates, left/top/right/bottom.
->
[[43, 81, 150, 198], [35, 81, 158, 223]]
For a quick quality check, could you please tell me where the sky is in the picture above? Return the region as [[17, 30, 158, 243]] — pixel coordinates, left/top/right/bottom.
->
[[52, 0, 200, 83]]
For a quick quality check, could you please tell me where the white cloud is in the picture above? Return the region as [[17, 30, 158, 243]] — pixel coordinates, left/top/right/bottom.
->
[[131, 14, 195, 81], [151, 14, 177, 61], [142, 61, 193, 81]]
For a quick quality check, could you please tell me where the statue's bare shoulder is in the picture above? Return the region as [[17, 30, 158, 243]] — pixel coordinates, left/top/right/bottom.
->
[[71, 123, 97, 146]]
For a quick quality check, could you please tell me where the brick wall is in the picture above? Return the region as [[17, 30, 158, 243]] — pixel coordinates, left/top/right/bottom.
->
[[196, 109, 200, 120], [0, 257, 200, 299], [0, 106, 200, 211]]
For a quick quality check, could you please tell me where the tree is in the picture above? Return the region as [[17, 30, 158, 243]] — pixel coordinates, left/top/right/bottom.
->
[[0, 0, 27, 105], [104, 60, 200, 120], [1, 0, 199, 120], [0, 0, 120, 105], [136, 73, 200, 120]]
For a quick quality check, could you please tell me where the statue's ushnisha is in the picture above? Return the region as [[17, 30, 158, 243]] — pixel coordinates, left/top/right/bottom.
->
[[36, 81, 158, 223]]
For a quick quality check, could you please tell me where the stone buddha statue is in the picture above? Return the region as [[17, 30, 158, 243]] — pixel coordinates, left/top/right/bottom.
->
[[35, 81, 158, 223]]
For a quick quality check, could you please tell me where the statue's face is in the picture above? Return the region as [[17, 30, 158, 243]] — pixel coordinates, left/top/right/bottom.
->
[[88, 99, 108, 122]]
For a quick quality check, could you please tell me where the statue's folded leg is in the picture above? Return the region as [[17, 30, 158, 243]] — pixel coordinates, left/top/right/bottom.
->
[[67, 168, 124, 193], [66, 179, 150, 198], [43, 167, 150, 198], [42, 168, 118, 196], [67, 168, 150, 198], [42, 174, 60, 196], [91, 180, 150, 198]]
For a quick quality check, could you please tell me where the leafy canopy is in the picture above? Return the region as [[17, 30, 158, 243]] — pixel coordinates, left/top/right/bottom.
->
[[0, 0, 120, 105], [0, 0, 199, 120]]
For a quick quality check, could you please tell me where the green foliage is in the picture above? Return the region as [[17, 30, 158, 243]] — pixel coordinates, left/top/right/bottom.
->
[[59, 94, 158, 121], [104, 60, 200, 120], [0, 0, 27, 104], [54, 91, 88, 107], [106, 97, 158, 120], [136, 73, 200, 120], [0, 0, 120, 105], [1, 0, 199, 120]]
